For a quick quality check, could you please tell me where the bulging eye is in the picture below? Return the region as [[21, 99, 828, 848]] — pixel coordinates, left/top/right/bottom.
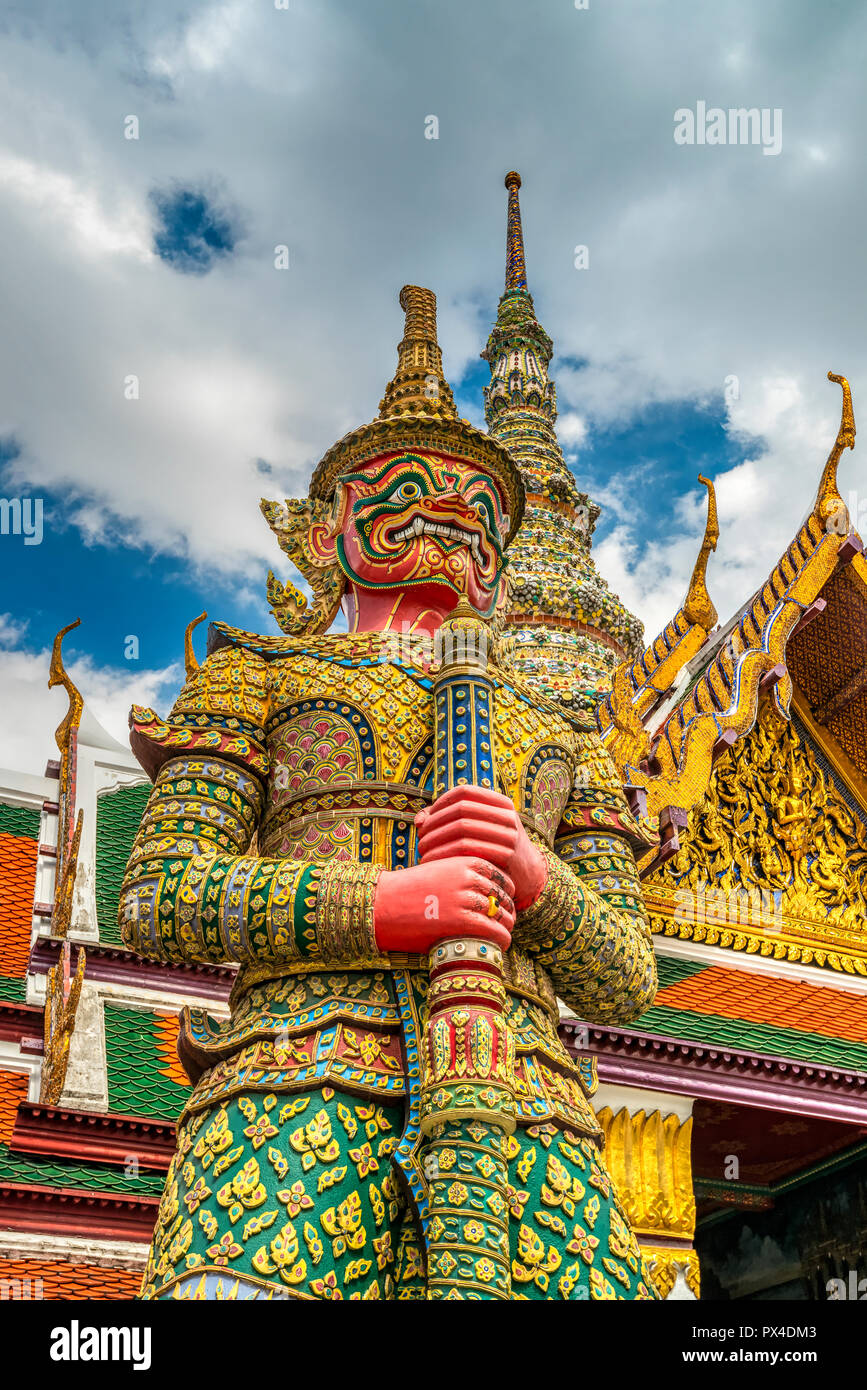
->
[[395, 480, 422, 502], [467, 496, 493, 528]]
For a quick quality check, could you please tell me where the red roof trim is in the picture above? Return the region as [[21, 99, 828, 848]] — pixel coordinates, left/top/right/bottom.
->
[[29, 937, 234, 1002], [559, 1021, 867, 1125], [10, 1103, 176, 1172], [0, 1002, 43, 1049], [0, 1183, 159, 1241]]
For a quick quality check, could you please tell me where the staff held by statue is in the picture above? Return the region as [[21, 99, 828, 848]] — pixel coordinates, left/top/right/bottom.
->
[[417, 597, 517, 1301]]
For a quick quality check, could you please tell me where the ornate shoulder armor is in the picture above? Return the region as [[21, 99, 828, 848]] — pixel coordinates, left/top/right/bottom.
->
[[129, 629, 271, 782]]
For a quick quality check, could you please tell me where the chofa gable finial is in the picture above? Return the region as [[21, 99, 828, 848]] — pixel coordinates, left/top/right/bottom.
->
[[814, 372, 856, 530], [683, 475, 719, 632]]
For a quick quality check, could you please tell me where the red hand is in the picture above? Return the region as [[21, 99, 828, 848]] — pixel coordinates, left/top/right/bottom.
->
[[415, 785, 548, 912], [374, 857, 514, 954]]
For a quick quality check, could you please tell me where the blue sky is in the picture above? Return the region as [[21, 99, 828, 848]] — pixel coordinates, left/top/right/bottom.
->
[[1, 0, 864, 768]]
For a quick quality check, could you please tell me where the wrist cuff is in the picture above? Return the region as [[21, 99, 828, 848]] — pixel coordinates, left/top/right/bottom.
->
[[314, 860, 387, 964], [517, 846, 584, 949]]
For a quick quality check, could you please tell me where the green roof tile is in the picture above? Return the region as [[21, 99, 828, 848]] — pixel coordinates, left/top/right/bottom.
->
[[654, 955, 709, 988], [0, 803, 40, 839], [0, 977, 27, 1003], [95, 784, 150, 946], [0, 1141, 165, 1195], [634, 1001, 867, 1072], [104, 1003, 190, 1123]]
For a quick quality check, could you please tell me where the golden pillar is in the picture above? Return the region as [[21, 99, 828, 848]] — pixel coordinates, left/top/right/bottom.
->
[[596, 1102, 699, 1299]]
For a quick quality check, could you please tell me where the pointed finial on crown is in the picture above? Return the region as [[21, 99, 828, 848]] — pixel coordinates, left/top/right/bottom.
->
[[814, 372, 855, 529], [504, 172, 528, 291], [378, 284, 457, 421], [184, 612, 208, 677], [683, 476, 719, 632]]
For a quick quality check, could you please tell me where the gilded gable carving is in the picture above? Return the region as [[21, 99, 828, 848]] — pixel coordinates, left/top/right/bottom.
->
[[651, 696, 867, 948]]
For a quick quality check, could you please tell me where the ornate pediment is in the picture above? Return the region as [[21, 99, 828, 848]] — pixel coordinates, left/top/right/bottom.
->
[[644, 692, 867, 973]]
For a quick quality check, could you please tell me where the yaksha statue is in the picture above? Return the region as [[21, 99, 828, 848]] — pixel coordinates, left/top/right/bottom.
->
[[121, 285, 659, 1301]]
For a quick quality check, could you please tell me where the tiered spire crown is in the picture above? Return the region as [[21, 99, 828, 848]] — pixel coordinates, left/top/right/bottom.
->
[[378, 285, 457, 420], [306, 283, 525, 535]]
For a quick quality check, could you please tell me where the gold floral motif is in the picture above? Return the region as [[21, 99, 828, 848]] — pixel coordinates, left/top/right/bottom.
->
[[289, 1109, 341, 1171], [320, 1191, 365, 1258], [512, 1223, 562, 1292], [589, 1266, 617, 1300], [251, 1221, 307, 1285], [215, 1157, 268, 1217], [540, 1152, 585, 1216]]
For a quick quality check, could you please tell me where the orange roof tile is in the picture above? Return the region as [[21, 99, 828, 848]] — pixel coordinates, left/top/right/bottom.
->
[[655, 966, 867, 1043], [0, 1259, 142, 1299], [152, 1013, 190, 1088], [0, 832, 38, 981], [0, 1069, 29, 1145]]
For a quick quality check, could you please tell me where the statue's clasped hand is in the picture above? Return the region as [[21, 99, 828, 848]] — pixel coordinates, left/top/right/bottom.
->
[[372, 785, 548, 955]]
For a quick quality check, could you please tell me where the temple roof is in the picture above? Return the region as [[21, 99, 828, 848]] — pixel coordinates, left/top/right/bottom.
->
[[596, 372, 867, 998], [599, 374, 863, 830], [643, 956, 867, 1070]]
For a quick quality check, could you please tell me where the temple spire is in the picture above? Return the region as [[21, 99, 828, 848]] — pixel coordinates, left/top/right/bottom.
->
[[378, 284, 457, 421], [504, 171, 528, 291], [482, 171, 644, 707], [482, 172, 573, 500]]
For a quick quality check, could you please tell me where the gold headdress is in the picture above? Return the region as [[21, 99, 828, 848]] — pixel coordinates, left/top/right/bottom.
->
[[263, 285, 526, 635], [308, 286, 524, 532]]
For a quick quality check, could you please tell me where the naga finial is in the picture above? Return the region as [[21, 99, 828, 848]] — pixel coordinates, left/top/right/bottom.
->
[[683, 476, 719, 632], [48, 619, 83, 757], [52, 808, 83, 940], [40, 940, 86, 1104], [184, 612, 208, 676], [48, 620, 84, 906], [814, 372, 855, 529], [504, 171, 528, 291], [377, 285, 458, 421]]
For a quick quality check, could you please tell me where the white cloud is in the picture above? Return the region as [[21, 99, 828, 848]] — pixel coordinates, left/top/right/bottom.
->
[[557, 412, 588, 449], [595, 374, 850, 640], [147, 1, 252, 79], [0, 636, 181, 773], [0, 153, 154, 261], [0, 0, 864, 697], [0, 612, 29, 647]]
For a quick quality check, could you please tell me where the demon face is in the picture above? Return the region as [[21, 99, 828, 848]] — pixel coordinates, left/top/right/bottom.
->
[[323, 451, 511, 614]]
